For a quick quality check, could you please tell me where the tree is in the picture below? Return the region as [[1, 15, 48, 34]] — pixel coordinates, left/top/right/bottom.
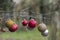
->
[[40, 0, 58, 40]]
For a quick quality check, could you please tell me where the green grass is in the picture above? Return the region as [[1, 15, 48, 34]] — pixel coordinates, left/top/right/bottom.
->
[[0, 28, 48, 40]]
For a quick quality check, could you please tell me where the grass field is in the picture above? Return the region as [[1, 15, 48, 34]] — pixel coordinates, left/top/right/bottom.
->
[[0, 28, 48, 40]]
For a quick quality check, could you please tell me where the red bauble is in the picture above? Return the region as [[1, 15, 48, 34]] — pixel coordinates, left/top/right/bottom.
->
[[9, 24, 18, 32], [28, 19, 37, 29], [22, 19, 28, 26]]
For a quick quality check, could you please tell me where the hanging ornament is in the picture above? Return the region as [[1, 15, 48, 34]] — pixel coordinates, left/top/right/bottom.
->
[[38, 22, 47, 32], [5, 19, 15, 28], [5, 19, 18, 32], [0, 28, 6, 32], [41, 29, 49, 36], [27, 19, 37, 30], [22, 19, 28, 26], [9, 23, 18, 32]]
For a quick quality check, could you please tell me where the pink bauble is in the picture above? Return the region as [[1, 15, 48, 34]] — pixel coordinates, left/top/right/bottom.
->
[[9, 23, 18, 32]]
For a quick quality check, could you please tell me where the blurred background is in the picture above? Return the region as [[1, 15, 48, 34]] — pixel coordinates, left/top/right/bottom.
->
[[0, 0, 60, 40]]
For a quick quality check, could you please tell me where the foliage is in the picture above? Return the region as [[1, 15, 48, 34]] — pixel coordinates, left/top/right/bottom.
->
[[0, 0, 12, 11]]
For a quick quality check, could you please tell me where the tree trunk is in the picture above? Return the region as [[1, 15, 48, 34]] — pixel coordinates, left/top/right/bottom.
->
[[48, 12, 57, 40], [40, 0, 57, 40]]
